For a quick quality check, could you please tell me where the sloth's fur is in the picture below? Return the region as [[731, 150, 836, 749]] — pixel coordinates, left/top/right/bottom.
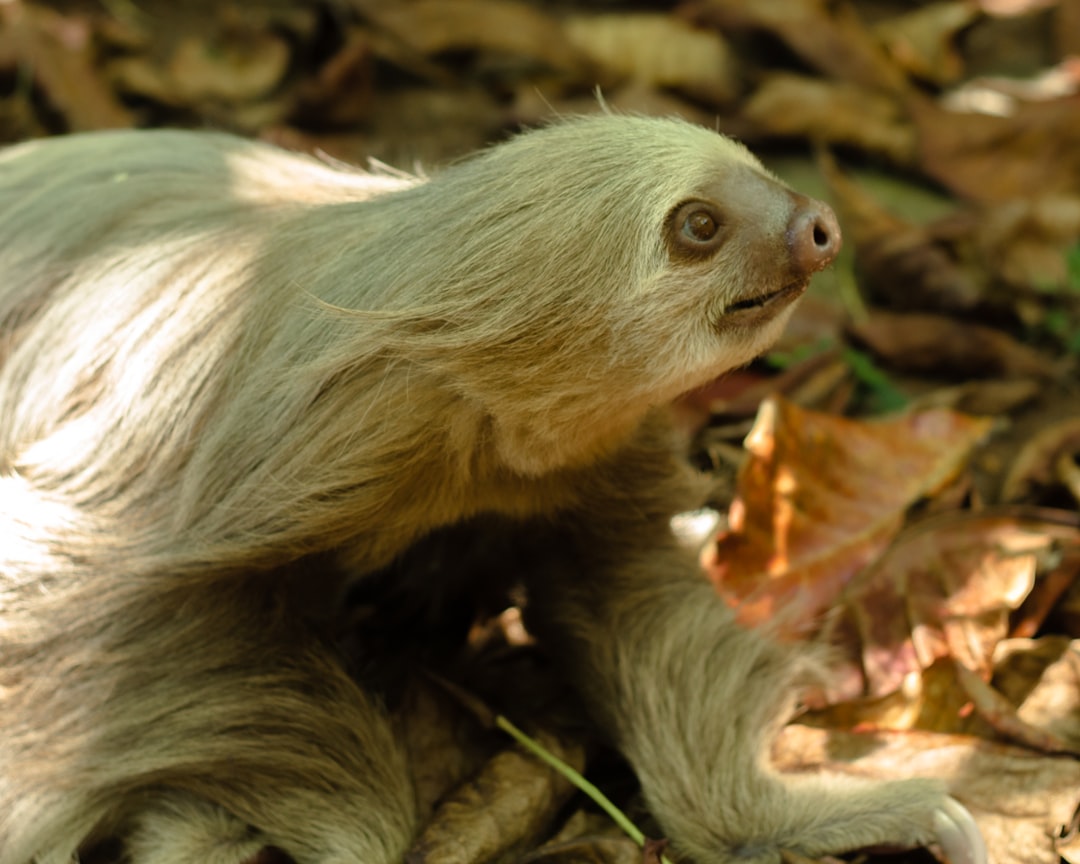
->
[[1, 116, 952, 864]]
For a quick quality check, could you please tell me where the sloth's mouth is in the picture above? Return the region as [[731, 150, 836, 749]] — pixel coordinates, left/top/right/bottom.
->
[[724, 280, 806, 315]]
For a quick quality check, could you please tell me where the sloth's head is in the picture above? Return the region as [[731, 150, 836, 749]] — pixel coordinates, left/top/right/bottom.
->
[[347, 114, 840, 471]]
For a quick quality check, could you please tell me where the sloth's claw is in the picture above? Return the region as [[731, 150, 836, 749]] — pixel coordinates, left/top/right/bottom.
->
[[932, 797, 987, 864]]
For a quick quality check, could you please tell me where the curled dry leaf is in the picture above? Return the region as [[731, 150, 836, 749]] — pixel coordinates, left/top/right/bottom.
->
[[911, 93, 1080, 203], [406, 731, 585, 864], [773, 724, 1080, 864], [685, 0, 907, 92], [169, 32, 290, 104], [847, 311, 1057, 380], [0, 2, 133, 130], [942, 57, 1080, 116], [1061, 817, 1080, 864], [972, 195, 1080, 292], [818, 151, 981, 311], [692, 342, 849, 420], [107, 18, 291, 111], [1060, 1, 1080, 56], [705, 397, 992, 635], [955, 661, 1074, 754], [521, 836, 644, 864], [873, 1, 979, 86], [1011, 543, 1080, 637], [741, 75, 916, 164], [523, 810, 645, 864], [289, 28, 374, 129], [641, 839, 668, 864], [837, 510, 1080, 698], [564, 14, 738, 106], [1001, 416, 1080, 503], [364, 0, 590, 78], [994, 638, 1080, 751], [396, 677, 497, 823], [909, 378, 1041, 417]]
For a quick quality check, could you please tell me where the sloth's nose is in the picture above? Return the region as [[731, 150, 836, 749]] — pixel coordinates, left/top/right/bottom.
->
[[787, 198, 842, 276]]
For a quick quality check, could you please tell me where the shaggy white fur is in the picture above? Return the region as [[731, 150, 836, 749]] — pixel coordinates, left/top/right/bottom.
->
[[0, 115, 983, 864]]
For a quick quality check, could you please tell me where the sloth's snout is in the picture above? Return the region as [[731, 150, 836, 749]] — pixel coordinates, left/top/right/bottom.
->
[[787, 198, 841, 277]]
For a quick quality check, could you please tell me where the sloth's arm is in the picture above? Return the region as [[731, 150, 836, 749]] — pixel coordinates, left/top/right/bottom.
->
[[524, 427, 985, 864]]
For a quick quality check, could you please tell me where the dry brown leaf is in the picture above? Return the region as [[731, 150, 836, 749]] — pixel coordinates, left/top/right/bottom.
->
[[564, 14, 738, 106], [364, 0, 589, 77], [773, 724, 1080, 864], [956, 661, 1075, 753], [170, 31, 289, 104], [396, 678, 496, 823], [1061, 817, 1080, 864], [819, 153, 982, 311], [705, 397, 992, 634], [521, 836, 643, 864], [1012, 541, 1080, 637], [847, 311, 1057, 379], [741, 75, 915, 164], [943, 58, 1080, 117], [406, 731, 585, 864], [106, 14, 291, 116], [1060, 0, 1080, 56], [277, 86, 504, 168], [641, 839, 668, 864], [994, 637, 1080, 749], [0, 87, 46, 142], [804, 656, 982, 734], [0, 2, 133, 130], [685, 0, 908, 92], [693, 345, 848, 420], [971, 195, 1080, 292], [289, 28, 374, 129], [840, 512, 1080, 698], [526, 809, 646, 864], [1054, 561, 1080, 635], [909, 378, 1041, 416], [1001, 416, 1080, 503], [873, 1, 980, 86], [911, 93, 1080, 203]]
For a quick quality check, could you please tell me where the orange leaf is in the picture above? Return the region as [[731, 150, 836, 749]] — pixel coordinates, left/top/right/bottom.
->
[[705, 397, 992, 635]]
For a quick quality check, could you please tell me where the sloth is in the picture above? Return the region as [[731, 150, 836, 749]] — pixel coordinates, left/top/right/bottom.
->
[[0, 115, 984, 864]]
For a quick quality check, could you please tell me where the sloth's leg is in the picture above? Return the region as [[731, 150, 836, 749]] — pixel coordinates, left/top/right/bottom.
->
[[113, 617, 418, 864], [122, 769, 414, 864], [126, 792, 415, 864], [2, 581, 417, 864], [125, 796, 268, 864], [521, 421, 985, 864], [528, 541, 984, 864]]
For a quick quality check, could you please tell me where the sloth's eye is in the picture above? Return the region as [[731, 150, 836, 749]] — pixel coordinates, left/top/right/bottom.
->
[[666, 201, 725, 262], [683, 210, 718, 242]]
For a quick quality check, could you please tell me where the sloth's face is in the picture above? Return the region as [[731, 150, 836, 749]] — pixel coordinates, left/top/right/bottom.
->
[[408, 117, 842, 471], [662, 167, 840, 336], [602, 157, 841, 407]]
